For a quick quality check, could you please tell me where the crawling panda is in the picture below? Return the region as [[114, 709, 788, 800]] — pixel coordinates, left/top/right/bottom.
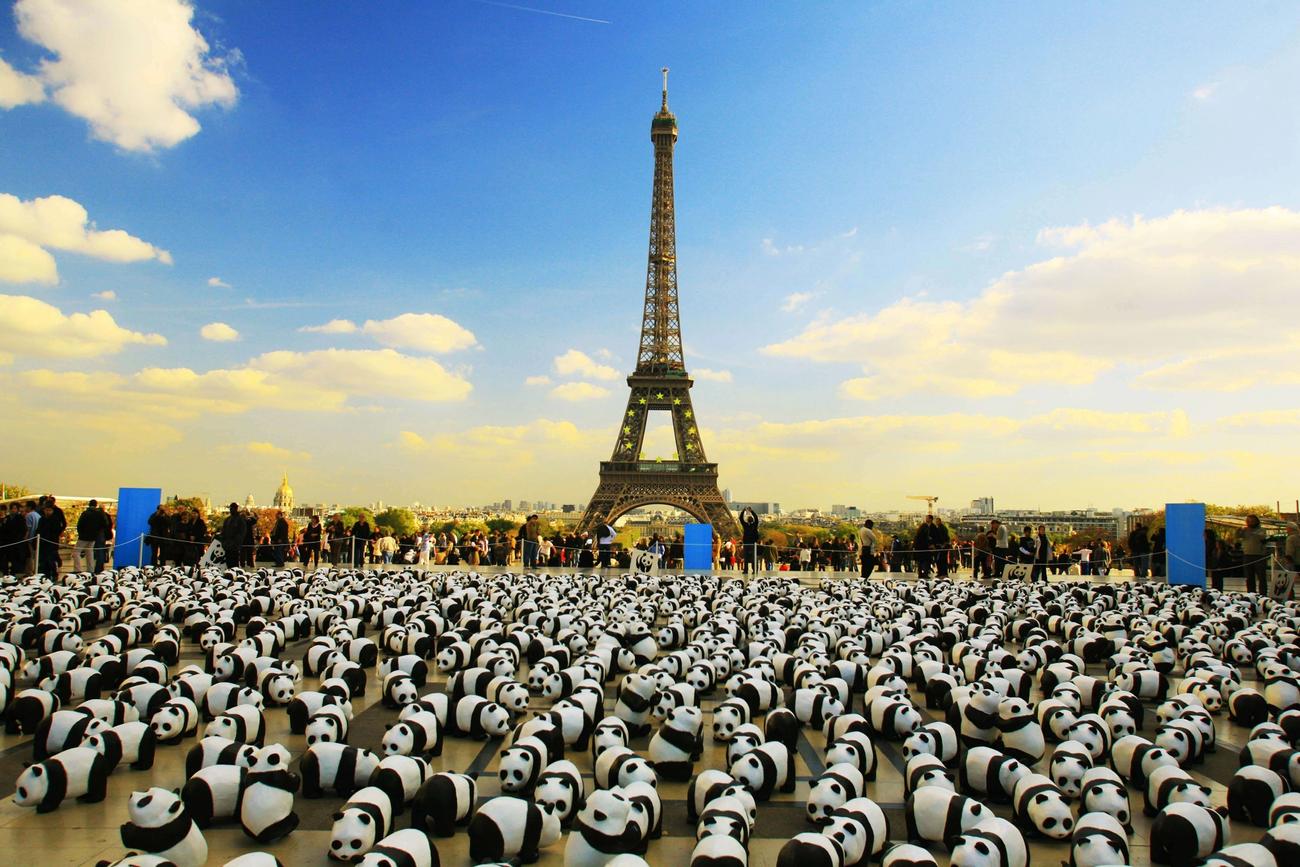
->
[[1068, 811, 1129, 867], [1150, 802, 1229, 864], [949, 816, 1028, 867], [120, 786, 207, 867], [14, 745, 109, 812]]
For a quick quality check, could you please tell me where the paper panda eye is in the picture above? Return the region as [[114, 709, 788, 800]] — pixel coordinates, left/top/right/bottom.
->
[[975, 842, 990, 855]]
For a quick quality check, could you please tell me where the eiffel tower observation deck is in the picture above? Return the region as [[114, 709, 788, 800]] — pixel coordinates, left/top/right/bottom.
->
[[577, 70, 740, 539]]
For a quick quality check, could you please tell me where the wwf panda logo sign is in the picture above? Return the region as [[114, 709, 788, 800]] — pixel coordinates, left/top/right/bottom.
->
[[1004, 563, 1032, 581], [199, 539, 225, 568], [634, 551, 660, 575], [1271, 561, 1295, 600]]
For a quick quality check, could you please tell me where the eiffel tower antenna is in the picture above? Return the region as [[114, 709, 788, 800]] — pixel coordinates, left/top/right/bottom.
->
[[578, 72, 740, 540]]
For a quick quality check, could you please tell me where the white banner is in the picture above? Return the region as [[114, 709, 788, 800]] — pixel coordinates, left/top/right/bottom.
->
[[1271, 561, 1295, 600], [1004, 563, 1032, 581], [634, 550, 661, 575]]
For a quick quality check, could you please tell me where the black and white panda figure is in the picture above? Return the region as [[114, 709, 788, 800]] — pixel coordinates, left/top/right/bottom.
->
[[1049, 740, 1093, 799], [442, 695, 512, 739], [381, 710, 442, 758], [5, 687, 60, 734], [686, 769, 746, 823], [1271, 791, 1300, 826], [534, 760, 584, 828], [949, 816, 1028, 867], [542, 703, 595, 749], [806, 762, 865, 825], [902, 721, 959, 767], [83, 720, 157, 772], [825, 731, 877, 781], [286, 690, 350, 733], [734, 679, 783, 718], [204, 705, 266, 747], [1229, 765, 1288, 827], [305, 704, 350, 746], [255, 669, 296, 707], [615, 674, 659, 738], [1036, 698, 1077, 744], [595, 745, 658, 790], [698, 793, 753, 847], [240, 743, 299, 843], [649, 705, 703, 781], [182, 760, 249, 827], [1079, 766, 1131, 830], [776, 833, 844, 867], [411, 772, 477, 837], [619, 779, 663, 853], [881, 842, 939, 867], [203, 684, 264, 722], [33, 709, 107, 761], [150, 696, 200, 745], [379, 654, 428, 688], [958, 684, 1000, 749], [868, 696, 922, 741], [328, 785, 392, 862], [1230, 689, 1271, 727], [826, 797, 889, 866], [301, 743, 381, 799], [795, 688, 845, 730], [1261, 821, 1300, 862], [185, 735, 257, 778], [1065, 714, 1111, 762], [592, 716, 631, 762], [765, 707, 801, 752], [1203, 843, 1280, 867], [1145, 765, 1213, 817], [1067, 811, 1128, 867], [470, 795, 563, 864], [356, 828, 439, 867], [1011, 773, 1074, 840], [119, 786, 207, 867], [960, 746, 1029, 803], [729, 740, 794, 800], [904, 788, 988, 848], [908, 753, 956, 798], [499, 735, 552, 795], [1150, 802, 1229, 864], [996, 697, 1045, 765], [1112, 735, 1179, 789], [13, 745, 109, 812], [368, 754, 430, 813], [381, 672, 419, 710], [690, 835, 747, 867]]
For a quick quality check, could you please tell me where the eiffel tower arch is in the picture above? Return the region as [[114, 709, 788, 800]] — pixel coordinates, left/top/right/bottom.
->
[[578, 70, 740, 539]]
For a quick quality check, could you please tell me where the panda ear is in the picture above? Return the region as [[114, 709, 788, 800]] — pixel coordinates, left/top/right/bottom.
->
[[1034, 793, 1048, 804]]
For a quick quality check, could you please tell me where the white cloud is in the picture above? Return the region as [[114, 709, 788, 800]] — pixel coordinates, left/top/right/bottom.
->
[[200, 321, 239, 342], [524, 375, 552, 387], [0, 56, 44, 108], [0, 293, 165, 363], [91, 290, 116, 300], [1192, 82, 1217, 101], [550, 381, 610, 401], [231, 441, 311, 462], [766, 207, 1300, 398], [251, 348, 472, 402], [1218, 409, 1300, 429], [300, 318, 358, 335], [10, 0, 238, 152], [781, 291, 815, 313], [207, 276, 230, 288], [361, 312, 478, 353], [693, 368, 733, 383], [1136, 341, 1300, 392], [762, 237, 805, 257], [554, 348, 619, 381], [0, 193, 172, 284]]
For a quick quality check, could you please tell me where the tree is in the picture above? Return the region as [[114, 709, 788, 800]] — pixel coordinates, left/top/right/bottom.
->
[[376, 507, 419, 537], [1, 482, 32, 500], [339, 507, 376, 530], [486, 518, 521, 534]]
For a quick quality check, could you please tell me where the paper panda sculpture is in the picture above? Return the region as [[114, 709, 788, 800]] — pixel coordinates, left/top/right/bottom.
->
[[1079, 766, 1131, 830], [807, 762, 865, 825], [240, 744, 300, 844], [368, 754, 431, 812], [1049, 740, 1093, 799], [1229, 765, 1288, 827], [1012, 773, 1074, 840], [882, 842, 939, 867], [1145, 765, 1213, 817], [649, 705, 703, 781], [534, 760, 584, 827], [469, 795, 563, 864], [33, 709, 107, 761], [119, 787, 207, 867], [904, 788, 988, 848], [825, 797, 889, 867], [411, 772, 477, 837], [329, 785, 393, 862], [948, 816, 1028, 867], [776, 832, 844, 867], [14, 745, 110, 812], [690, 835, 746, 867], [83, 720, 157, 773], [181, 763, 248, 827], [565, 788, 633, 867], [301, 743, 382, 799], [729, 741, 794, 800], [1068, 811, 1129, 867], [185, 735, 257, 779], [1150, 802, 1229, 864], [356, 828, 438, 867]]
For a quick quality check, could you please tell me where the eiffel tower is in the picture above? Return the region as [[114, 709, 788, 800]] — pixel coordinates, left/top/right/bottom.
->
[[578, 70, 740, 539]]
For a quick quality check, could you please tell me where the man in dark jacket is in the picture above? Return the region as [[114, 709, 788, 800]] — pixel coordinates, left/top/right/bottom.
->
[[914, 516, 935, 578], [351, 518, 372, 566], [35, 502, 63, 575], [2, 503, 27, 576], [271, 510, 290, 568], [739, 507, 760, 575], [219, 503, 245, 568], [74, 500, 108, 574], [1032, 525, 1051, 582], [1128, 523, 1151, 580], [147, 505, 169, 566]]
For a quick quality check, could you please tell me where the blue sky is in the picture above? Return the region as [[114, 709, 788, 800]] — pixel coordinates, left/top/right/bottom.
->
[[3, 1, 1300, 511]]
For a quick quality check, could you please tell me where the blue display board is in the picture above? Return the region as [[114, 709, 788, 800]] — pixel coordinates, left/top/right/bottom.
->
[[683, 523, 713, 571], [114, 487, 162, 569], [1166, 502, 1206, 587]]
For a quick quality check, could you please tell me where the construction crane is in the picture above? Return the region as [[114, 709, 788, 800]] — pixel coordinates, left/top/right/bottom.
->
[[908, 495, 938, 515]]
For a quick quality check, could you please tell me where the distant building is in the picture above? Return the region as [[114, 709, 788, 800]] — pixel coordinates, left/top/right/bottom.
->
[[957, 508, 1121, 538], [502, 499, 513, 511], [722, 489, 733, 503], [561, 504, 576, 513], [273, 472, 294, 512], [731, 501, 780, 515], [244, 493, 256, 509], [970, 497, 994, 514], [519, 500, 531, 511]]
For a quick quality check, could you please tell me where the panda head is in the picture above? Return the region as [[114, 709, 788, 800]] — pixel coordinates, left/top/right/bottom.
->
[[330, 806, 381, 861], [128, 786, 184, 828], [1027, 790, 1074, 839], [1050, 756, 1087, 799], [806, 776, 851, 825], [497, 683, 529, 713], [718, 784, 757, 825], [262, 674, 295, 706], [13, 762, 49, 807], [536, 775, 580, 822], [1101, 707, 1138, 739], [592, 722, 628, 758], [206, 717, 237, 740], [997, 697, 1031, 721], [712, 704, 746, 741], [892, 703, 922, 737], [251, 743, 291, 773], [434, 647, 460, 672], [150, 707, 184, 739], [1071, 830, 1126, 866], [667, 705, 701, 734], [823, 815, 868, 864], [306, 716, 341, 747], [581, 787, 631, 834], [617, 756, 657, 787], [1154, 728, 1191, 763], [726, 730, 763, 767], [1066, 720, 1108, 759], [498, 746, 538, 792], [950, 832, 1004, 867], [479, 703, 511, 737], [1169, 779, 1212, 807], [390, 681, 417, 707], [997, 757, 1032, 794]]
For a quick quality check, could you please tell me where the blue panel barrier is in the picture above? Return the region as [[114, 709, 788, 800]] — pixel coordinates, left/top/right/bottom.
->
[[1166, 502, 1206, 587], [114, 487, 162, 569], [683, 523, 713, 571]]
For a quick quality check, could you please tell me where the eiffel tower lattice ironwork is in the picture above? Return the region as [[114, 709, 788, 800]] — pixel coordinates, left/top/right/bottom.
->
[[578, 70, 740, 539]]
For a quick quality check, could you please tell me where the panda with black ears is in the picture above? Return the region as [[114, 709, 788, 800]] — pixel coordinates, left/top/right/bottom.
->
[[119, 786, 208, 867]]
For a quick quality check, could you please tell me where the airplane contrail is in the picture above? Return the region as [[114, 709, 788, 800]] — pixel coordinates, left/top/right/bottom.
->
[[470, 0, 611, 25]]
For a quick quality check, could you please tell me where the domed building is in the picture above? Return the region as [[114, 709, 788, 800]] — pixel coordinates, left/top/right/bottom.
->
[[273, 472, 294, 511]]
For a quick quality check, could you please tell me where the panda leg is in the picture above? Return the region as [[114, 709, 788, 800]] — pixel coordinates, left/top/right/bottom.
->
[[905, 808, 920, 843], [432, 809, 455, 838], [79, 761, 109, 803], [251, 811, 299, 844], [134, 734, 157, 771], [781, 753, 797, 793]]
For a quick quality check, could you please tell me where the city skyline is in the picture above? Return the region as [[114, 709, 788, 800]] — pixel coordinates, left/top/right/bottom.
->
[[3, 3, 1300, 511]]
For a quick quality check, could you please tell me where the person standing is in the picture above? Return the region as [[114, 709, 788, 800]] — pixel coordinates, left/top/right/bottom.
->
[[146, 504, 169, 566], [35, 501, 62, 575], [351, 516, 372, 567], [858, 519, 877, 580], [971, 528, 990, 580], [219, 503, 245, 568], [270, 510, 290, 568], [1238, 514, 1267, 595], [521, 515, 541, 568], [933, 517, 951, 578], [597, 518, 616, 569], [1128, 523, 1151, 579], [914, 515, 934, 578], [74, 500, 107, 574], [300, 515, 322, 570], [2, 503, 26, 576], [379, 532, 398, 565], [739, 507, 760, 575], [1204, 528, 1222, 590], [1032, 525, 1050, 582]]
